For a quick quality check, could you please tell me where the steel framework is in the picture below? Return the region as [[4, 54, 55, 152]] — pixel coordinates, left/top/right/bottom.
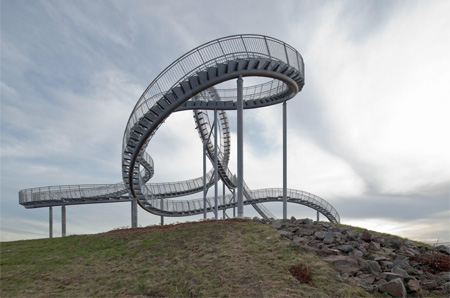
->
[[19, 35, 340, 236]]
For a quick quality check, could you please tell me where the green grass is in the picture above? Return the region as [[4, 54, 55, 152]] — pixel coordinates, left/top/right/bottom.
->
[[1, 219, 372, 297]]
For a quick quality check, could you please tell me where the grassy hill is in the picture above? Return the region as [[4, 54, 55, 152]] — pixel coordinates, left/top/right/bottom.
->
[[0, 218, 373, 297]]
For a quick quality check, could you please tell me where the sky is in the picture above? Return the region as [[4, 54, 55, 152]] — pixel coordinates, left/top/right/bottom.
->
[[1, 0, 449, 243]]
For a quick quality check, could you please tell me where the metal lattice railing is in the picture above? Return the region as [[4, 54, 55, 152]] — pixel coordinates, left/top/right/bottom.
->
[[19, 34, 341, 224], [123, 34, 304, 155]]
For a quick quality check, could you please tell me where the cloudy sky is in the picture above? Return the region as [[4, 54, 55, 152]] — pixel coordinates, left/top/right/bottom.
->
[[1, 0, 449, 243]]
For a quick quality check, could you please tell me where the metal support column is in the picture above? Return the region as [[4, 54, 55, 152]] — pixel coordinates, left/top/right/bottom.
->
[[160, 199, 164, 225], [222, 182, 226, 219], [203, 144, 207, 219], [232, 190, 236, 218], [317, 210, 320, 223], [61, 205, 66, 237], [49, 206, 53, 238], [131, 198, 137, 228], [283, 100, 287, 220], [237, 75, 244, 218], [214, 109, 219, 219]]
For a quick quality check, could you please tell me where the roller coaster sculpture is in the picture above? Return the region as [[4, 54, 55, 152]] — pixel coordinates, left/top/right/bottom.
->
[[19, 35, 340, 236]]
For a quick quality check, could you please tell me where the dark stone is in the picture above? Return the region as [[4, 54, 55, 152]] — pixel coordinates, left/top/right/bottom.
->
[[380, 261, 394, 270], [381, 272, 404, 282], [393, 258, 412, 270], [271, 219, 284, 229], [361, 229, 373, 242], [436, 245, 450, 255], [368, 260, 382, 274], [441, 281, 450, 294], [278, 230, 293, 240], [349, 250, 364, 259], [336, 245, 354, 253], [323, 232, 334, 244], [392, 266, 409, 278], [421, 279, 438, 290], [314, 231, 326, 240], [384, 238, 403, 250], [407, 279, 421, 292], [324, 256, 360, 274], [358, 273, 376, 284], [369, 241, 381, 251], [378, 278, 407, 297], [295, 228, 314, 236], [252, 217, 261, 223], [439, 272, 450, 282]]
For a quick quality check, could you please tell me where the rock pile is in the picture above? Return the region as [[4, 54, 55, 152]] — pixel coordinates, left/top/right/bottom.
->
[[254, 217, 450, 297]]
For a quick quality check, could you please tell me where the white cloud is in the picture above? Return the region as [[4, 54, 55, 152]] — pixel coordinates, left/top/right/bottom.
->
[[345, 214, 450, 243], [292, 0, 450, 194]]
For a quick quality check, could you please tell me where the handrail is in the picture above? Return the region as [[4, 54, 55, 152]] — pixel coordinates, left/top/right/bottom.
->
[[19, 35, 340, 224]]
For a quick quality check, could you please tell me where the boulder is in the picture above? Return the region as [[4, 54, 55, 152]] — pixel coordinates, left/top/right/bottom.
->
[[436, 245, 450, 255], [323, 232, 334, 244], [278, 230, 293, 240], [296, 218, 313, 225], [406, 279, 421, 292], [392, 266, 409, 278], [368, 260, 382, 274], [324, 256, 360, 274], [314, 231, 326, 240], [392, 258, 412, 271], [439, 272, 450, 282], [295, 228, 314, 236], [271, 219, 284, 229], [380, 261, 394, 270], [378, 278, 407, 297], [252, 217, 262, 223], [421, 279, 438, 290], [349, 250, 364, 260], [441, 281, 450, 294], [381, 272, 404, 282], [361, 229, 373, 242], [369, 241, 381, 251], [336, 245, 353, 253], [384, 238, 403, 250]]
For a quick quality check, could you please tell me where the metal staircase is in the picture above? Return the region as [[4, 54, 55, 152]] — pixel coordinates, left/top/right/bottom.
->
[[19, 35, 340, 224]]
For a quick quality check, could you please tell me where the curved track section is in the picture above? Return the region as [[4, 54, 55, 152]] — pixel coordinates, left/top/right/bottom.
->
[[19, 35, 340, 223]]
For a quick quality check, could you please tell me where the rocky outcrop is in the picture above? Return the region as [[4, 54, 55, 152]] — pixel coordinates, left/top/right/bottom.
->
[[257, 217, 450, 297]]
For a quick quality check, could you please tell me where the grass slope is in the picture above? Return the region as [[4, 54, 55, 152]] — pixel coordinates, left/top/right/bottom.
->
[[1, 219, 371, 297]]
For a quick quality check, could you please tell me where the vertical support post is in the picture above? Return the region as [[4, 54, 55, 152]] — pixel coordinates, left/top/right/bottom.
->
[[61, 205, 66, 237], [317, 210, 320, 223], [160, 199, 164, 225], [214, 109, 219, 220], [223, 182, 226, 219], [49, 206, 53, 239], [131, 198, 137, 228], [237, 75, 244, 218], [203, 144, 207, 219], [283, 100, 287, 220]]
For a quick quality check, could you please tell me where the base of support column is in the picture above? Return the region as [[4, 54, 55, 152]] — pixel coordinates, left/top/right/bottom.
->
[[61, 205, 66, 237], [49, 206, 53, 239], [131, 199, 138, 228]]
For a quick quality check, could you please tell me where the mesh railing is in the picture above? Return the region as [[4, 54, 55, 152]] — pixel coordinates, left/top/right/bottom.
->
[[123, 34, 304, 154], [149, 187, 339, 223], [19, 183, 127, 204]]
